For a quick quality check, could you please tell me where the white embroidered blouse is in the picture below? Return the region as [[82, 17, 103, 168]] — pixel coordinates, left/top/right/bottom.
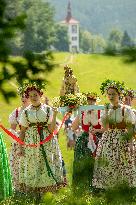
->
[[19, 104, 53, 128], [82, 110, 104, 126], [101, 104, 135, 125]]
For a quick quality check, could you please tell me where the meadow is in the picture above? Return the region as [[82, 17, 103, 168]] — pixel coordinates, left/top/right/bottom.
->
[[0, 53, 136, 204]]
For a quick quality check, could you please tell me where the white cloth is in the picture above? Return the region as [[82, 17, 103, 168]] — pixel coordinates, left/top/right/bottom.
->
[[66, 128, 74, 140], [101, 104, 135, 125], [19, 104, 53, 127], [83, 110, 103, 126], [87, 132, 96, 153], [9, 107, 24, 125]]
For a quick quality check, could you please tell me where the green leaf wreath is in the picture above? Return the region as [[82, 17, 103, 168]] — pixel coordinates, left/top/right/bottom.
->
[[100, 79, 125, 95], [17, 80, 46, 96]]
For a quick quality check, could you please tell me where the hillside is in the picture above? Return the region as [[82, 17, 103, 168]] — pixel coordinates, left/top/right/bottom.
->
[[46, 0, 136, 38]]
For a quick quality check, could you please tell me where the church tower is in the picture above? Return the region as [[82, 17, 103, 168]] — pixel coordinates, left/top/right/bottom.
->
[[60, 1, 79, 53]]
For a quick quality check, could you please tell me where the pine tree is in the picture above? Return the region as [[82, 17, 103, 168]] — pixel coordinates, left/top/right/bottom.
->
[[121, 30, 133, 48]]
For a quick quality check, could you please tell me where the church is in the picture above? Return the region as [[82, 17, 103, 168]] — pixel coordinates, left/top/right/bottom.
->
[[60, 1, 79, 53]]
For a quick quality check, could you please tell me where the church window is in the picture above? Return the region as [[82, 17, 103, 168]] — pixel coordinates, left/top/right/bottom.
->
[[72, 25, 77, 33]]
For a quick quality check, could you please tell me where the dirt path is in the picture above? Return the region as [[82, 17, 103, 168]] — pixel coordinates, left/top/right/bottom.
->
[[60, 54, 74, 66]]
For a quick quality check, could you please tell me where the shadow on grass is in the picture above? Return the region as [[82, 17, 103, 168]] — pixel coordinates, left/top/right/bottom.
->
[[1, 182, 136, 205]]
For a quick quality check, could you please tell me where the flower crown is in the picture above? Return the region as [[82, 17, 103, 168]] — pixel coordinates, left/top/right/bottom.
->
[[100, 79, 125, 95], [17, 84, 27, 96], [17, 81, 46, 96], [83, 92, 100, 101], [124, 89, 135, 99]]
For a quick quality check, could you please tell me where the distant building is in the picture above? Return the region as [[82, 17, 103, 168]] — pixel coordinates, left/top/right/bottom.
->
[[60, 1, 79, 53]]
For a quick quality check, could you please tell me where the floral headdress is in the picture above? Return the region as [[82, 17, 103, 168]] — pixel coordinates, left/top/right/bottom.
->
[[83, 92, 100, 101], [124, 88, 135, 99], [18, 81, 46, 97], [100, 79, 125, 95], [17, 84, 27, 97]]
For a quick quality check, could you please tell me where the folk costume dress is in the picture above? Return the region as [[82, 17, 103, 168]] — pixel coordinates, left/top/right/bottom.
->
[[19, 104, 66, 193], [92, 104, 136, 189], [0, 132, 12, 201], [72, 110, 102, 188], [9, 107, 24, 191]]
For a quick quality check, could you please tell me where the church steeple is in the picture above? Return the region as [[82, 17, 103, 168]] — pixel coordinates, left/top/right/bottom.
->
[[60, 0, 79, 53], [66, 0, 72, 22]]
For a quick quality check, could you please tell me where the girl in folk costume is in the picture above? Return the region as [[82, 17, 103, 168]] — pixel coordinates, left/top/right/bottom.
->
[[18, 82, 66, 196], [9, 86, 30, 192], [72, 92, 103, 189], [93, 80, 136, 190], [0, 132, 12, 201]]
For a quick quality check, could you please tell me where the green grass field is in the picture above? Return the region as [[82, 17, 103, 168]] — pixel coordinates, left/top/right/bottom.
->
[[0, 53, 136, 204]]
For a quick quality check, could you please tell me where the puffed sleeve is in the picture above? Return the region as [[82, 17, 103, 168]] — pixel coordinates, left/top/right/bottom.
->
[[99, 110, 105, 126], [19, 110, 29, 127], [82, 111, 90, 125], [9, 109, 17, 125], [77, 111, 82, 125], [100, 110, 107, 126], [124, 106, 136, 124]]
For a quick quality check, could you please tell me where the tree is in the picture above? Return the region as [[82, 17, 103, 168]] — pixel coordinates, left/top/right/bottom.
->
[[80, 30, 93, 53], [22, 0, 56, 53], [53, 25, 69, 51], [0, 0, 55, 102], [91, 35, 106, 53], [80, 30, 106, 53], [121, 30, 133, 48], [5, 0, 56, 54], [5, 0, 25, 55], [104, 28, 123, 55]]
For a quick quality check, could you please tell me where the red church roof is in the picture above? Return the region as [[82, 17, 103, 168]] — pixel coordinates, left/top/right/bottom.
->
[[61, 1, 79, 24], [60, 18, 79, 24]]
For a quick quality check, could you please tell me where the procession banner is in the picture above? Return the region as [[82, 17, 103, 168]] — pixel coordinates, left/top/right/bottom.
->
[[58, 105, 105, 114]]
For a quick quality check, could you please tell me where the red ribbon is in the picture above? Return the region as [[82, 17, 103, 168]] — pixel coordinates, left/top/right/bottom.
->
[[0, 113, 69, 147]]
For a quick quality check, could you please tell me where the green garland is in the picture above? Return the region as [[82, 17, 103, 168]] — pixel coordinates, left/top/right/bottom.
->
[[100, 79, 125, 95], [17, 80, 46, 96]]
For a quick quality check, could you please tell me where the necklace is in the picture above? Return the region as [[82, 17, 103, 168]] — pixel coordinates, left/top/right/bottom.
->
[[112, 104, 121, 110], [31, 103, 41, 109]]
